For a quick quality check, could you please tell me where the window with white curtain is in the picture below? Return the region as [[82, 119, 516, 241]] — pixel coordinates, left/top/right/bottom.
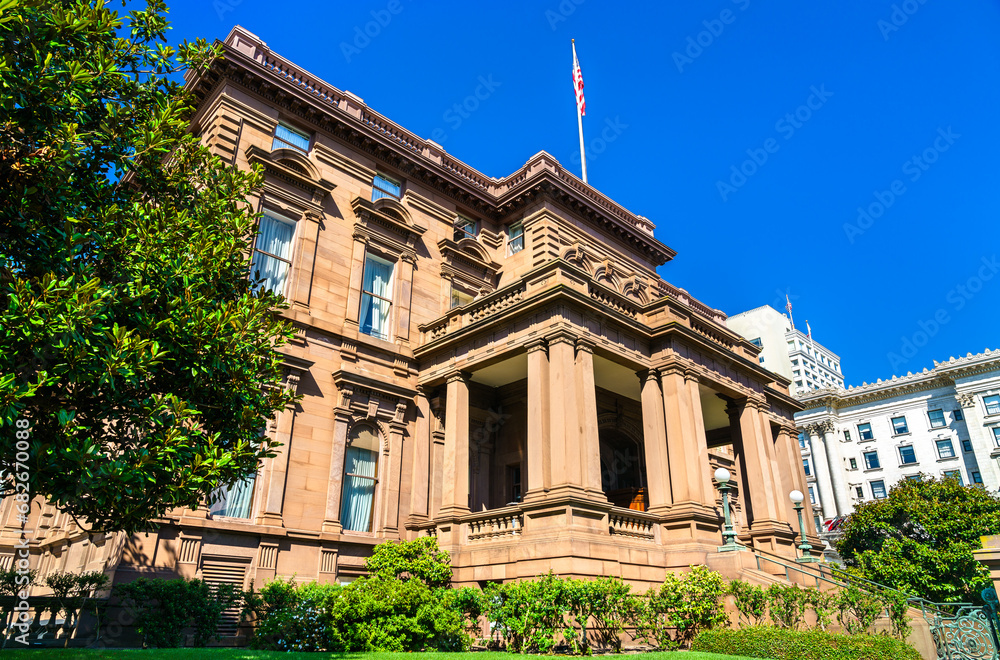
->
[[372, 173, 402, 201], [359, 254, 394, 340], [250, 212, 296, 294], [341, 425, 379, 532], [209, 473, 256, 519]]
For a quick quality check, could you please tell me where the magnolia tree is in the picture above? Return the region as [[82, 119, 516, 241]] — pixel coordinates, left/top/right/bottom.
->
[[0, 0, 295, 533]]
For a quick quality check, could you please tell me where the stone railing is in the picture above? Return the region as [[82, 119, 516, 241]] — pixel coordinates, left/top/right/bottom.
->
[[588, 283, 638, 319], [556, 169, 653, 236], [261, 52, 343, 109], [465, 507, 523, 542], [658, 281, 727, 323], [441, 155, 492, 192], [608, 507, 657, 542], [690, 318, 736, 350], [359, 107, 424, 155], [419, 282, 526, 344]]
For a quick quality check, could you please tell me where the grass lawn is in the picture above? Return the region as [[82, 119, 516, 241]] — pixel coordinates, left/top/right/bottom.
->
[[7, 651, 763, 660]]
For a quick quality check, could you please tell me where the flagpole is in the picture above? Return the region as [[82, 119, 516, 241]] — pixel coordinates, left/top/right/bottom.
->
[[572, 39, 587, 183]]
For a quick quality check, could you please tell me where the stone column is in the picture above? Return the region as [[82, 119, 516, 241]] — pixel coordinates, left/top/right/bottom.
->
[[524, 339, 550, 500], [344, 232, 368, 326], [429, 394, 445, 518], [546, 332, 585, 496], [408, 387, 431, 522], [322, 385, 354, 533], [381, 402, 408, 536], [394, 253, 415, 343], [288, 211, 321, 310], [659, 365, 719, 544], [256, 371, 301, 527], [440, 371, 471, 518], [819, 421, 852, 516], [734, 397, 783, 524], [638, 369, 671, 513], [806, 425, 838, 520], [660, 366, 713, 506], [575, 338, 604, 496], [759, 410, 792, 525], [775, 422, 818, 538]]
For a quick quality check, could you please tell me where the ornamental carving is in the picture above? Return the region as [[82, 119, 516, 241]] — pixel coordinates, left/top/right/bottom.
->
[[959, 392, 977, 408]]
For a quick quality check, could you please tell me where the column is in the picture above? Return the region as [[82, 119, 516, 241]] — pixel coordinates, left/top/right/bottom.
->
[[408, 388, 431, 521], [734, 396, 785, 528], [638, 369, 671, 513], [524, 339, 550, 500], [381, 402, 408, 535], [344, 233, 367, 326], [546, 332, 584, 495], [322, 386, 354, 533], [819, 421, 852, 516], [805, 425, 838, 520], [429, 394, 445, 518], [777, 423, 819, 538], [288, 211, 321, 309], [394, 253, 415, 343], [660, 366, 713, 508], [440, 371, 471, 518], [575, 338, 603, 496], [759, 410, 793, 524], [256, 371, 301, 527]]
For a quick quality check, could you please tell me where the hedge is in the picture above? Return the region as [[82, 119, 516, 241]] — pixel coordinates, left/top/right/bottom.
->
[[691, 626, 921, 660]]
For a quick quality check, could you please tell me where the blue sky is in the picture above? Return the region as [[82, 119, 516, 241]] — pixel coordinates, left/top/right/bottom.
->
[[165, 0, 999, 386]]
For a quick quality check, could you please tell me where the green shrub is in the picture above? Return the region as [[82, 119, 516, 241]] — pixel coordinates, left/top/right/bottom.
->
[[767, 583, 807, 630], [692, 625, 921, 660], [804, 589, 836, 631], [244, 578, 342, 651], [730, 580, 768, 626], [637, 565, 728, 649], [364, 536, 452, 588], [482, 571, 571, 653], [114, 577, 238, 647], [329, 575, 467, 651], [836, 583, 885, 635]]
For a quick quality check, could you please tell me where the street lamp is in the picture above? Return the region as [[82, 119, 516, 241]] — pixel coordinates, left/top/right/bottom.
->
[[789, 490, 819, 562], [714, 468, 744, 551]]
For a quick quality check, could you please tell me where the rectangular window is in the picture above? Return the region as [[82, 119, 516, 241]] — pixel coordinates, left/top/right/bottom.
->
[[359, 254, 394, 340], [906, 475, 921, 482], [507, 223, 524, 255], [209, 474, 256, 519], [962, 439, 973, 453], [450, 286, 474, 309], [802, 458, 811, 476], [341, 429, 379, 532], [928, 409, 946, 428], [973, 471, 983, 485], [942, 470, 963, 485], [953, 409, 964, 421], [372, 173, 402, 201], [898, 445, 916, 465], [891, 416, 909, 435], [863, 450, 880, 470], [749, 337, 762, 348], [455, 215, 478, 241], [855, 486, 864, 499], [250, 212, 295, 294], [936, 439, 956, 459], [992, 427, 1000, 447], [858, 423, 874, 441], [272, 122, 311, 152], [986, 395, 1000, 416], [871, 480, 887, 499], [507, 464, 522, 504], [844, 430, 852, 442], [798, 435, 807, 449], [808, 486, 816, 504], [849, 457, 858, 470]]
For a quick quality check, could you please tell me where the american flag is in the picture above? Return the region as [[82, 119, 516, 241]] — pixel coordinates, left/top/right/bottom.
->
[[572, 40, 585, 116]]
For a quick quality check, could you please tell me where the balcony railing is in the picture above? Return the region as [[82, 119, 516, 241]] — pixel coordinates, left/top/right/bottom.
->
[[465, 506, 523, 542], [608, 507, 657, 542]]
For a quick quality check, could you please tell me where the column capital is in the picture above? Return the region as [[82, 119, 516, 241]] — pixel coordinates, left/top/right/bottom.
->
[[525, 337, 548, 354], [683, 367, 701, 384], [636, 367, 660, 384], [575, 337, 596, 355], [817, 420, 836, 435], [545, 329, 577, 347], [658, 361, 686, 378], [445, 370, 472, 385]]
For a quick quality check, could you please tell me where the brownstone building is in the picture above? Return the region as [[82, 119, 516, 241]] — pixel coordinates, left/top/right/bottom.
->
[[2, 26, 822, 596]]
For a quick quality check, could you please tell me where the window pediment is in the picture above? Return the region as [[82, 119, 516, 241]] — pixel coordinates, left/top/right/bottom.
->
[[351, 196, 425, 248], [246, 145, 335, 205]]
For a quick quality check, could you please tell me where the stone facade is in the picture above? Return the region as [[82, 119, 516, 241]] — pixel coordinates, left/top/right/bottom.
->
[[1, 26, 821, 599], [796, 349, 1000, 525]]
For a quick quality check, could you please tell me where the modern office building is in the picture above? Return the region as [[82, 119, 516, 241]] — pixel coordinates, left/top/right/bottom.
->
[[1, 26, 821, 604], [796, 349, 1000, 524], [726, 305, 845, 395]]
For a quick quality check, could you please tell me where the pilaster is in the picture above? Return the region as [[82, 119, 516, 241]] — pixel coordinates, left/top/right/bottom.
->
[[440, 371, 472, 518]]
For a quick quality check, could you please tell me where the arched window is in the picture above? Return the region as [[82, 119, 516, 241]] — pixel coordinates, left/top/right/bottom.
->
[[341, 425, 380, 532]]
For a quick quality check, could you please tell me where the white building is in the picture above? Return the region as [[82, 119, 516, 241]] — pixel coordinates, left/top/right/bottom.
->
[[726, 305, 845, 394], [795, 349, 1000, 526]]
